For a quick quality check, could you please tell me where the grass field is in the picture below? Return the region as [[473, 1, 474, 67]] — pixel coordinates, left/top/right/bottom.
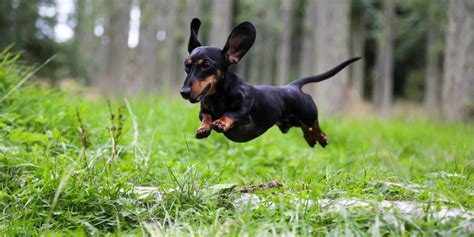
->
[[1, 52, 473, 235]]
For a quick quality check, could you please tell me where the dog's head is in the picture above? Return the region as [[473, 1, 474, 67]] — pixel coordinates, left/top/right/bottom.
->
[[180, 18, 256, 103]]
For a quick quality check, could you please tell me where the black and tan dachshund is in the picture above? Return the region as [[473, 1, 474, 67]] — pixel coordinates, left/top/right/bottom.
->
[[180, 18, 360, 148]]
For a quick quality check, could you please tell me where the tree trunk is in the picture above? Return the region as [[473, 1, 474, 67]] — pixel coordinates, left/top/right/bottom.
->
[[424, 0, 442, 113], [349, 13, 366, 100], [261, 0, 278, 85], [98, 0, 132, 95], [276, 0, 292, 85], [208, 0, 232, 47], [75, 0, 99, 86], [442, 0, 474, 121], [311, 0, 351, 115], [135, 0, 161, 95], [248, 7, 265, 84], [373, 0, 394, 116], [191, 0, 203, 19], [300, 0, 316, 78], [163, 0, 178, 91]]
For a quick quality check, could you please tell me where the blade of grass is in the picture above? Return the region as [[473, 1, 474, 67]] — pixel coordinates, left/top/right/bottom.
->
[[0, 54, 56, 103]]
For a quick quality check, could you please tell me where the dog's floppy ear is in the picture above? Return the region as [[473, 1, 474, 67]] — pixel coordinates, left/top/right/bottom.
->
[[188, 18, 202, 53], [222, 21, 256, 64]]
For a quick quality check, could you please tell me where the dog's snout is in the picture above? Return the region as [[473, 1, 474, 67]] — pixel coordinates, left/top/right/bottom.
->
[[180, 87, 192, 99]]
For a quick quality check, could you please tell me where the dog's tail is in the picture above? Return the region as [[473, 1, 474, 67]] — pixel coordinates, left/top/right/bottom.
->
[[289, 57, 361, 88]]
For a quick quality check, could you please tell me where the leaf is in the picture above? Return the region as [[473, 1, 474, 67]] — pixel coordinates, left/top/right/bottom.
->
[[9, 129, 49, 144]]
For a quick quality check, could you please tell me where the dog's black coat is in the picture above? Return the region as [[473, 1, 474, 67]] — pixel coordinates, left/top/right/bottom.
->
[[180, 18, 360, 147]]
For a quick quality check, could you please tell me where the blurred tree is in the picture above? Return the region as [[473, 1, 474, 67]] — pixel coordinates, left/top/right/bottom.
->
[[74, 0, 100, 85], [288, 0, 304, 79], [311, 0, 351, 115], [97, 0, 132, 94], [135, 0, 162, 94], [163, 0, 178, 91], [261, 0, 279, 85], [442, 0, 474, 121], [423, 0, 445, 113], [208, 0, 232, 47], [300, 0, 316, 78], [276, 0, 292, 85], [373, 0, 394, 116], [349, 0, 369, 100], [190, 0, 203, 21], [247, 1, 266, 84]]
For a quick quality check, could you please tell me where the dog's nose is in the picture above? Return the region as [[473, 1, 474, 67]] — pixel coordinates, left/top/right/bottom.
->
[[180, 87, 192, 99]]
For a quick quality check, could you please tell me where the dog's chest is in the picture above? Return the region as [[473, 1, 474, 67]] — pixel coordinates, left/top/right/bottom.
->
[[202, 98, 237, 118]]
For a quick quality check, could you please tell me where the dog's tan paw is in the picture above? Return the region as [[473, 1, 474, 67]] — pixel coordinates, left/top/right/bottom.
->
[[211, 120, 227, 133], [195, 126, 211, 139], [316, 132, 328, 148], [211, 117, 233, 133]]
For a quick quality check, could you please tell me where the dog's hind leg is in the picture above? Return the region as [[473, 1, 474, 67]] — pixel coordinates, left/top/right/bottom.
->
[[301, 124, 316, 147], [300, 122, 328, 148], [312, 123, 328, 147], [294, 96, 328, 148]]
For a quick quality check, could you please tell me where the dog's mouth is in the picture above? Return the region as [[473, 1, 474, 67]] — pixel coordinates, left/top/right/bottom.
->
[[189, 83, 212, 103]]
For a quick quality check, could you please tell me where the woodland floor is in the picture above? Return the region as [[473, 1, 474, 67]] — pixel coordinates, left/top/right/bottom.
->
[[1, 90, 473, 235]]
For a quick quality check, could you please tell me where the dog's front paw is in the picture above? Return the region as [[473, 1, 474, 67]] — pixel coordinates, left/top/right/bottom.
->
[[211, 120, 226, 133], [195, 126, 211, 139], [212, 116, 234, 133], [210, 121, 228, 133]]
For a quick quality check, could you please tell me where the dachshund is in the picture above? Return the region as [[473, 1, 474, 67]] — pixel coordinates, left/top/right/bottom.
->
[[180, 18, 360, 147]]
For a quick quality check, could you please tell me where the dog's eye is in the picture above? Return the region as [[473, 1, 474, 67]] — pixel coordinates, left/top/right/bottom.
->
[[202, 62, 211, 69], [184, 62, 191, 73]]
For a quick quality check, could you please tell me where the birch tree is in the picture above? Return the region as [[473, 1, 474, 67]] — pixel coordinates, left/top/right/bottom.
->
[[442, 0, 474, 121], [311, 0, 351, 115], [300, 0, 316, 78], [208, 0, 232, 47], [162, 0, 178, 91], [373, 0, 394, 116], [98, 0, 132, 95], [423, 0, 443, 113], [135, 0, 162, 94], [276, 0, 292, 85], [349, 0, 368, 100], [74, 0, 98, 85]]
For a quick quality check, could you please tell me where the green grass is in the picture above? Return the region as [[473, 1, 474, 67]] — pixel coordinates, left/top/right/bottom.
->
[[1, 52, 473, 235]]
